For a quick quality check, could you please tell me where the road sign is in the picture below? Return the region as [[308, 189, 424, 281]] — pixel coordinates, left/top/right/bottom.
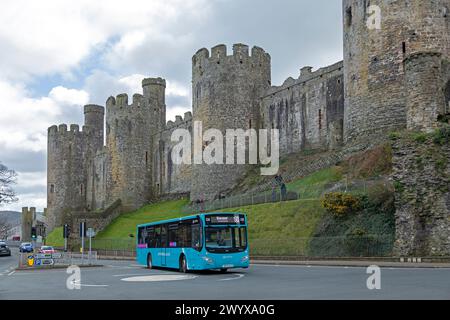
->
[[52, 253, 62, 259], [35, 253, 52, 259], [87, 228, 95, 238], [41, 259, 54, 266]]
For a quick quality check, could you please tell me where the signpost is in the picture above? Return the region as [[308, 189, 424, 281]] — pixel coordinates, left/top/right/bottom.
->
[[80, 222, 86, 263]]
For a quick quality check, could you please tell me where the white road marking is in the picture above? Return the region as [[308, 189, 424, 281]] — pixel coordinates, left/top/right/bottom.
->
[[8, 271, 15, 276], [217, 274, 245, 281], [121, 275, 197, 282], [73, 280, 109, 287]]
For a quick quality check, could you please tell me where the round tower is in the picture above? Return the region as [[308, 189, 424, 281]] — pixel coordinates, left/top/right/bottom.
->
[[84, 104, 104, 151], [405, 52, 446, 132], [190, 44, 271, 201], [342, 0, 450, 142], [142, 77, 166, 133], [47, 124, 87, 231], [105, 79, 164, 211]]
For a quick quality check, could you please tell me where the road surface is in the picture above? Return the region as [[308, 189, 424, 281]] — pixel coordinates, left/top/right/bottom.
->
[[1, 247, 450, 300]]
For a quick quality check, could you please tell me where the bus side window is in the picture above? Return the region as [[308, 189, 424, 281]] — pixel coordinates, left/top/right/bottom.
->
[[154, 226, 161, 248], [168, 224, 179, 247], [191, 224, 201, 251], [146, 227, 155, 247], [138, 227, 144, 245], [160, 224, 168, 248]]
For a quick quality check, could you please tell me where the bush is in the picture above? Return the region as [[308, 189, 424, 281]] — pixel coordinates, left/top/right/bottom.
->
[[432, 125, 450, 145], [412, 132, 428, 143], [367, 182, 395, 213], [321, 192, 362, 217]]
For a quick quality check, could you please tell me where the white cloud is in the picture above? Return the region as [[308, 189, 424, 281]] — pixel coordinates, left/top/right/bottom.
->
[[49, 86, 89, 106], [0, 0, 210, 81], [0, 81, 88, 153]]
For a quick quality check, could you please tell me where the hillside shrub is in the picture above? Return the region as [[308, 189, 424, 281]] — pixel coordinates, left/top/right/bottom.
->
[[321, 192, 362, 217]]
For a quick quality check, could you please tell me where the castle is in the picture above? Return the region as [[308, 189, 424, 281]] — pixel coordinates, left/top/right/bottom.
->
[[47, 0, 450, 232]]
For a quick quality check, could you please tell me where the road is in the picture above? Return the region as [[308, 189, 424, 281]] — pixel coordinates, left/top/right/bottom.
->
[[1, 247, 450, 299]]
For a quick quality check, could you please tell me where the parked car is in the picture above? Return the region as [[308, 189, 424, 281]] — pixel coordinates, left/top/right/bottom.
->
[[0, 241, 11, 256], [19, 242, 34, 253], [38, 246, 55, 254]]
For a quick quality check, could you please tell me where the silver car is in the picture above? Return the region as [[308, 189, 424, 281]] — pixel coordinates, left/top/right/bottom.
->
[[0, 241, 11, 256]]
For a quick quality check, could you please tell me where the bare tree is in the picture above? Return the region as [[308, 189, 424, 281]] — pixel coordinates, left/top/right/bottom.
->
[[0, 162, 18, 205], [0, 216, 12, 239]]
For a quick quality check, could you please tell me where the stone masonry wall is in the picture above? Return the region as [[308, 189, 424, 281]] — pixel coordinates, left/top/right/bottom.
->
[[392, 131, 450, 256], [261, 61, 344, 154]]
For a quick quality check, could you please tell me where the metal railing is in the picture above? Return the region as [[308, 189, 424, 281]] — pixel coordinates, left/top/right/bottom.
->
[[73, 235, 394, 259], [182, 190, 299, 214], [251, 235, 394, 258]]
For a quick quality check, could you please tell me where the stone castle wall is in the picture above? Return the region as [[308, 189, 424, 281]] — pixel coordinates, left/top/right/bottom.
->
[[392, 134, 450, 256], [190, 44, 271, 201], [342, 0, 450, 143], [261, 61, 344, 154], [47, 1, 450, 243]]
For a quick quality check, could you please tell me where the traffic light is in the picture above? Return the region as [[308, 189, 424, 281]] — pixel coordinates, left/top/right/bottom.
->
[[63, 224, 71, 238], [31, 227, 37, 240], [79, 222, 86, 238]]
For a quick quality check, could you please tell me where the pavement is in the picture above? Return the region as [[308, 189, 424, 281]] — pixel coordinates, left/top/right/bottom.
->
[[1, 247, 450, 300]]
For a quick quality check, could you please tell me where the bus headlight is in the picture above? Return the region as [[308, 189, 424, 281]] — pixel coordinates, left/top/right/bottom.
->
[[202, 257, 214, 264], [241, 255, 249, 263]]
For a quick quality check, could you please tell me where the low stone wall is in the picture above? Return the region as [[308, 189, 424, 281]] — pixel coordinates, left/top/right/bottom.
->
[[391, 130, 450, 256], [68, 200, 122, 246]]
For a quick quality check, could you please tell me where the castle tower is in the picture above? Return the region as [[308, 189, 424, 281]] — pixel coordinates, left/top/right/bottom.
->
[[21, 207, 35, 242], [84, 104, 104, 151], [342, 0, 450, 142], [83, 105, 105, 211], [47, 105, 105, 231], [190, 44, 271, 201], [404, 52, 446, 132], [105, 79, 164, 211]]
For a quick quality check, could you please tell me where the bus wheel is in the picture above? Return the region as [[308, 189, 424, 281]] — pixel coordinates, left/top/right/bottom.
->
[[179, 255, 188, 273], [220, 268, 228, 273], [147, 254, 153, 270]]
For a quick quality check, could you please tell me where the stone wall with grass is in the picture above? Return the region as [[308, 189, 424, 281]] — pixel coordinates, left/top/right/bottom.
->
[[391, 126, 450, 256]]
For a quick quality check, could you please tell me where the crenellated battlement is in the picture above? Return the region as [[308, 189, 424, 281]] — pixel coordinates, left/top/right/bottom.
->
[[48, 123, 94, 136], [165, 111, 193, 130], [263, 61, 343, 98], [192, 43, 270, 67], [106, 93, 146, 110], [142, 77, 166, 88], [84, 104, 104, 115]]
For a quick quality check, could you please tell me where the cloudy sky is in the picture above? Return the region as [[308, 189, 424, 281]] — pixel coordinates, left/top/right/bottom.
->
[[0, 0, 343, 212]]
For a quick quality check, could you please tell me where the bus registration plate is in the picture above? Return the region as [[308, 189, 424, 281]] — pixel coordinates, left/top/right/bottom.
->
[[223, 264, 234, 268]]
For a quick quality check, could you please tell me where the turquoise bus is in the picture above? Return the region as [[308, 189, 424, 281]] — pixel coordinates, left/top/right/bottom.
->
[[136, 213, 249, 273]]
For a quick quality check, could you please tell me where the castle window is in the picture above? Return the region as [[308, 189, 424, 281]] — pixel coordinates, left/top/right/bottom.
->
[[145, 152, 149, 166], [346, 7, 352, 27], [50, 184, 55, 193], [249, 119, 252, 129], [80, 184, 84, 196], [319, 110, 322, 130], [402, 42, 407, 55]]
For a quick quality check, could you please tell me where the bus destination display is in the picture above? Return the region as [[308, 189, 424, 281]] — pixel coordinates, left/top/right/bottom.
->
[[205, 215, 245, 225]]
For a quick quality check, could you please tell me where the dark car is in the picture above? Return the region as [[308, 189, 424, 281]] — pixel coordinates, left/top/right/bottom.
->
[[0, 241, 11, 256], [19, 242, 33, 253]]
